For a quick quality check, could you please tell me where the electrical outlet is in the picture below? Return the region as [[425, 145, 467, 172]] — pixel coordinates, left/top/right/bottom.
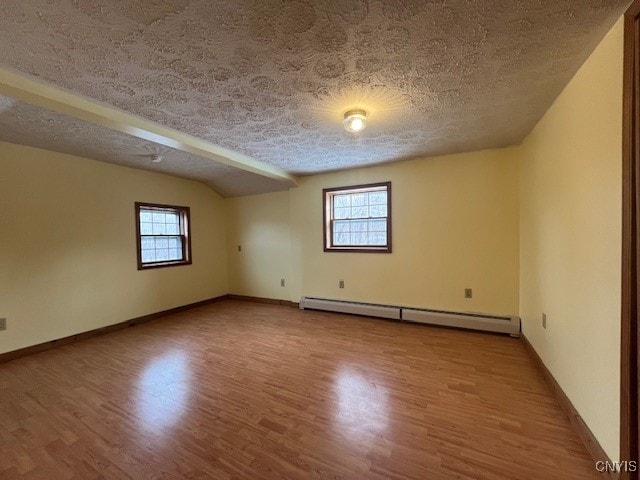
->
[[237, 245, 242, 252], [542, 313, 547, 329], [0, 318, 6, 331], [280, 278, 285, 287], [464, 288, 472, 298], [339, 280, 345, 289]]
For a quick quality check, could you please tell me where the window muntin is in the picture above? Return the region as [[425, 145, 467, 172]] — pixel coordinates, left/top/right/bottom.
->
[[323, 182, 391, 253], [136, 203, 191, 269]]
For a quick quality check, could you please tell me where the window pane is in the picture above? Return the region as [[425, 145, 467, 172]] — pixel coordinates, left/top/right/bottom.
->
[[369, 219, 387, 231], [152, 222, 166, 235], [333, 220, 350, 233], [140, 236, 184, 264], [324, 184, 390, 251], [333, 223, 348, 243], [369, 191, 387, 205], [352, 231, 367, 245], [138, 205, 189, 266], [141, 237, 155, 250], [140, 222, 153, 235], [350, 219, 368, 232], [140, 211, 153, 223], [141, 249, 156, 263], [334, 207, 350, 219], [334, 232, 350, 245], [351, 206, 368, 219], [331, 219, 389, 247], [368, 232, 387, 245], [369, 204, 387, 217], [353, 194, 362, 206], [334, 194, 351, 208], [165, 212, 179, 224]]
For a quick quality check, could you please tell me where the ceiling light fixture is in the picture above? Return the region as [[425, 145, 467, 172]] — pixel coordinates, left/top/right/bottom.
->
[[343, 109, 367, 133], [150, 154, 163, 163]]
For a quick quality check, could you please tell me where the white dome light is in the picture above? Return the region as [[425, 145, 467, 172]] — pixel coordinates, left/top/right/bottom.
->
[[343, 109, 367, 133]]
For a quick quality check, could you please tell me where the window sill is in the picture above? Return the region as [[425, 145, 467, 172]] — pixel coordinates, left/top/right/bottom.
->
[[137, 260, 192, 270], [324, 247, 392, 253]]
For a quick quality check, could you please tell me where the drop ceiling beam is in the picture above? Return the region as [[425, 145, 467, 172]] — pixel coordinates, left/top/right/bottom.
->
[[0, 67, 297, 185]]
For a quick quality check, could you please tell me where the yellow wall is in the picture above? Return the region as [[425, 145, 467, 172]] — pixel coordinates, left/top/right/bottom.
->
[[0, 141, 228, 354], [226, 191, 292, 299], [228, 148, 520, 316], [519, 18, 623, 460]]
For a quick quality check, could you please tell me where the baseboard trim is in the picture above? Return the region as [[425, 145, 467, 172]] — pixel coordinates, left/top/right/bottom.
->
[[521, 333, 617, 478], [228, 294, 299, 308], [0, 294, 230, 364]]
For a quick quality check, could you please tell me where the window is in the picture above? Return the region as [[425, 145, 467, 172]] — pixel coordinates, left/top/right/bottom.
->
[[323, 182, 391, 253], [135, 202, 191, 269]]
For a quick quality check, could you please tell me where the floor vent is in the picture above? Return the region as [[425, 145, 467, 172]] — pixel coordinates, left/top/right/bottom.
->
[[299, 296, 520, 337]]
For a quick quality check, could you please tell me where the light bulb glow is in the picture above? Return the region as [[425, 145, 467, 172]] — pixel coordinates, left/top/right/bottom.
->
[[350, 117, 363, 131], [343, 109, 367, 133]]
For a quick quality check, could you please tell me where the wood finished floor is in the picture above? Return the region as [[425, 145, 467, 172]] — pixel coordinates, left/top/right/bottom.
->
[[1, 300, 599, 479]]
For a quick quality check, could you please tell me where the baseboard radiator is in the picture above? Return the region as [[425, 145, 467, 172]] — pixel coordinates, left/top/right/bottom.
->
[[299, 296, 520, 337]]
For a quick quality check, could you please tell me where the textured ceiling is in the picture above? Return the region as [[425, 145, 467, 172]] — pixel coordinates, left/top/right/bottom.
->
[[0, 96, 293, 197], [0, 0, 629, 175]]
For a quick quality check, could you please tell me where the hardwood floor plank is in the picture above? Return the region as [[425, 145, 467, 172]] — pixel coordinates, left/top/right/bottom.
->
[[0, 300, 600, 479]]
